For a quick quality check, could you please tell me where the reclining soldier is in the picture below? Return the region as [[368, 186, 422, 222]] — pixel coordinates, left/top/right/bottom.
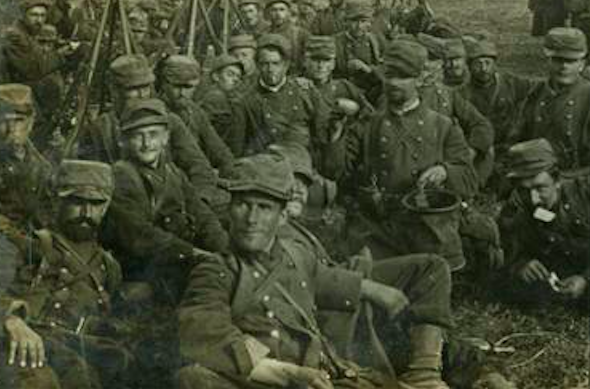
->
[[177, 153, 459, 389], [0, 160, 133, 389]]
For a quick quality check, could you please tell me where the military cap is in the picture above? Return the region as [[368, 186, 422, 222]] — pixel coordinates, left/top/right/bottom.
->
[[120, 98, 169, 133], [427, 17, 461, 38], [239, 0, 263, 7], [161, 55, 201, 84], [265, 0, 292, 9], [38, 24, 58, 43], [344, 2, 373, 20], [305, 35, 336, 59], [210, 54, 244, 75], [505, 138, 558, 178], [444, 38, 466, 59], [20, 0, 53, 10], [0, 84, 34, 117], [464, 37, 498, 60], [416, 33, 446, 60], [258, 33, 292, 59], [229, 34, 258, 51], [110, 54, 155, 88], [229, 153, 295, 201], [544, 27, 587, 59], [269, 143, 313, 184], [382, 39, 428, 78], [55, 160, 114, 201]]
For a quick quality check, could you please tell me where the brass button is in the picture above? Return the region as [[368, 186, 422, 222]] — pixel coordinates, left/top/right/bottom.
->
[[253, 271, 261, 279], [418, 120, 424, 126], [53, 302, 61, 309], [300, 281, 307, 288], [266, 311, 275, 319], [270, 329, 280, 339], [263, 295, 270, 302]]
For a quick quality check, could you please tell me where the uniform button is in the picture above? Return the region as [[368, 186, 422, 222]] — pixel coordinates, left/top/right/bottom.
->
[[566, 130, 573, 137], [179, 253, 185, 259], [97, 298, 104, 305], [564, 203, 571, 211], [441, 103, 448, 108], [416, 136, 423, 143], [219, 272, 226, 278], [565, 251, 572, 257], [436, 89, 442, 95], [540, 101, 546, 107], [50, 322, 57, 328], [575, 219, 582, 225], [263, 295, 270, 302], [411, 169, 419, 176], [62, 287, 69, 292], [7, 166, 14, 173], [381, 136, 388, 143], [345, 299, 352, 307], [566, 113, 573, 120], [567, 100, 575, 106], [253, 271, 261, 279], [548, 236, 556, 243], [289, 261, 296, 268], [266, 311, 275, 319], [380, 153, 387, 159], [412, 153, 419, 160], [293, 105, 299, 111], [101, 264, 106, 271], [288, 91, 293, 96], [60, 268, 69, 274], [384, 120, 392, 127], [300, 281, 307, 288], [418, 120, 424, 126], [271, 128, 278, 134], [54, 302, 61, 309], [97, 286, 105, 292], [266, 113, 272, 118], [270, 329, 280, 339], [535, 117, 543, 123], [164, 217, 171, 223]]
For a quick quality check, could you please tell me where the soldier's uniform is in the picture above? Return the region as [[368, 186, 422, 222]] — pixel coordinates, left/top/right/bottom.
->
[[102, 102, 229, 303], [158, 55, 235, 178], [320, 40, 478, 269], [79, 54, 220, 202], [311, 0, 347, 36], [499, 139, 590, 305], [0, 84, 53, 231], [0, 160, 133, 389], [177, 153, 388, 389], [233, 0, 270, 38], [229, 34, 260, 92], [517, 28, 590, 174]]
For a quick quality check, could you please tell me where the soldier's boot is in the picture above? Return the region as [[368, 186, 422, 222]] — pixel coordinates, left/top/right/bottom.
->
[[398, 324, 450, 389]]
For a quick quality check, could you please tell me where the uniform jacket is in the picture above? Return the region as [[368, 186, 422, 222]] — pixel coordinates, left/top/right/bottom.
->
[[334, 31, 383, 93], [320, 102, 478, 200], [102, 159, 228, 279], [500, 175, 590, 280], [517, 78, 590, 171], [458, 72, 537, 153], [241, 78, 333, 157], [315, 77, 374, 119], [311, 5, 347, 36], [179, 236, 363, 379]]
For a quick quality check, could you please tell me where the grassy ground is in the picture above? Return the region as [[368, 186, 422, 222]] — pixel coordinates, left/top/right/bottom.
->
[[427, 1, 589, 388]]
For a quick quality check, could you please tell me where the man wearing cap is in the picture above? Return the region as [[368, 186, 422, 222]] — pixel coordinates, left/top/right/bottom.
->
[[0, 159, 133, 389], [0, 83, 53, 232], [200, 54, 249, 156], [296, 0, 318, 30], [234, 0, 269, 38], [320, 39, 477, 268], [229, 34, 260, 89], [334, 2, 383, 101], [442, 38, 469, 88], [517, 27, 590, 174], [240, 33, 333, 158], [415, 34, 496, 188], [311, 0, 347, 36], [458, 36, 537, 167], [101, 100, 229, 303], [177, 153, 396, 389], [262, 0, 310, 74], [303, 35, 374, 130], [499, 138, 590, 306], [80, 54, 221, 204], [157, 55, 235, 178]]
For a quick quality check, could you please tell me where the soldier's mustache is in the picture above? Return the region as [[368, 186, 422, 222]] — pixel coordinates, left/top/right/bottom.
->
[[68, 217, 98, 228]]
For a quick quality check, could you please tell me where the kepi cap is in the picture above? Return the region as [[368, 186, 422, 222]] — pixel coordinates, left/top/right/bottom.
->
[[229, 34, 258, 51], [505, 138, 558, 178], [383, 39, 428, 78], [110, 54, 156, 88], [161, 55, 200, 84], [120, 98, 169, 133], [0, 84, 34, 117], [305, 35, 336, 59], [544, 27, 587, 59], [55, 160, 114, 201], [229, 153, 295, 201]]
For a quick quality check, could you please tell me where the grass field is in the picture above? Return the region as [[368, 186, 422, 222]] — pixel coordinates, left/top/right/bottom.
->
[[427, 1, 589, 388]]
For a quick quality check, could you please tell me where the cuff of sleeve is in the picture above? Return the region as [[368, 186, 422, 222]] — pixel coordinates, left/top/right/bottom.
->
[[230, 336, 271, 376], [316, 268, 362, 311]]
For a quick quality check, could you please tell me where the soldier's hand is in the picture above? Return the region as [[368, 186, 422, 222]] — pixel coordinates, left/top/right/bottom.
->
[[289, 366, 334, 389], [348, 59, 373, 74], [4, 315, 46, 368], [361, 279, 410, 318], [417, 165, 447, 188], [518, 260, 550, 284], [559, 275, 588, 299]]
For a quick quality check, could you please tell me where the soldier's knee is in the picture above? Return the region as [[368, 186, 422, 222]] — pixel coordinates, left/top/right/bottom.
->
[[176, 365, 232, 389], [5, 366, 61, 389]]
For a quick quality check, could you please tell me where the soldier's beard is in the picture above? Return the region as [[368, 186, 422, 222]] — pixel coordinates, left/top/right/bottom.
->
[[59, 218, 99, 242]]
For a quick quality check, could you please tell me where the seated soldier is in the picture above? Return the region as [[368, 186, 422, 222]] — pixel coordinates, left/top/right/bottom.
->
[[102, 99, 229, 304], [0, 160, 133, 389], [177, 153, 458, 389], [499, 138, 590, 307]]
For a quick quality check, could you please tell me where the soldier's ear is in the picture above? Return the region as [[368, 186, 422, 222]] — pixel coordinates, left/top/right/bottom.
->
[[278, 207, 289, 227]]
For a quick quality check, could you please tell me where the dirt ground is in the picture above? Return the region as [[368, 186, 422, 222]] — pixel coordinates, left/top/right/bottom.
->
[[428, 1, 589, 388]]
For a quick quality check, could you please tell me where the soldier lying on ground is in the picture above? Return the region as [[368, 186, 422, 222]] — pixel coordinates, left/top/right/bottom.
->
[[101, 99, 228, 305], [0, 160, 133, 389]]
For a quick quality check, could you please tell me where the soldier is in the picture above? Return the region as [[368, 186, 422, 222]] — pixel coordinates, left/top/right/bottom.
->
[[517, 27, 590, 174], [312, 0, 347, 36], [101, 100, 229, 303], [228, 34, 259, 90], [234, 0, 270, 38], [262, 0, 310, 74], [157, 55, 235, 178], [79, 54, 221, 203], [176, 152, 458, 389], [0, 84, 52, 231], [442, 38, 469, 88], [334, 2, 383, 101], [296, 0, 318, 30], [459, 37, 537, 163], [319, 39, 478, 269], [0, 160, 133, 389], [200, 54, 248, 156], [499, 138, 590, 306], [240, 34, 333, 160]]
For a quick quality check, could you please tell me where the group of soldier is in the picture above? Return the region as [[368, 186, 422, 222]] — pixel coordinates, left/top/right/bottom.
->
[[0, 0, 588, 388]]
